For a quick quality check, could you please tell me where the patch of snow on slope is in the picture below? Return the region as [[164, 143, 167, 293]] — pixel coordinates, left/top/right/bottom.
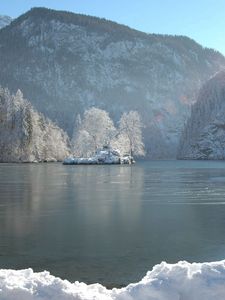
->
[[1, 260, 225, 299], [0, 15, 12, 29]]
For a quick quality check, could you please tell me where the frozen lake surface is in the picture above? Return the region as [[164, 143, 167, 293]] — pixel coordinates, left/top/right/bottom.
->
[[1, 160, 225, 287]]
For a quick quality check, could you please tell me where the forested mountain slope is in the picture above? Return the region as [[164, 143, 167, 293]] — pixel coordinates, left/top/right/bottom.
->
[[178, 71, 225, 159], [0, 7, 225, 158]]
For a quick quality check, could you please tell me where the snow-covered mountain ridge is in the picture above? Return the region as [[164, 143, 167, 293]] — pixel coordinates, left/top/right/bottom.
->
[[178, 71, 225, 159], [0, 7, 225, 158], [0, 15, 12, 29]]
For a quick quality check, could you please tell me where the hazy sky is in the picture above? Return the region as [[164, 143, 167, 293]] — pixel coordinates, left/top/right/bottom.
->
[[1, 0, 224, 55]]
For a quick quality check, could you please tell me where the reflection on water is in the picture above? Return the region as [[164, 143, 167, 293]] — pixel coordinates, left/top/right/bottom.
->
[[1, 161, 225, 286]]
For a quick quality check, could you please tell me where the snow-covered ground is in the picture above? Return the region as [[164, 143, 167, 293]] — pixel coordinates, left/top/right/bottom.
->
[[1, 260, 225, 299], [63, 147, 134, 165]]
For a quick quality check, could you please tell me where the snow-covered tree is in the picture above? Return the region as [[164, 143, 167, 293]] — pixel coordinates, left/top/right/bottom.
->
[[0, 87, 70, 162], [72, 107, 116, 156], [72, 129, 93, 158], [116, 111, 145, 157], [111, 132, 130, 156]]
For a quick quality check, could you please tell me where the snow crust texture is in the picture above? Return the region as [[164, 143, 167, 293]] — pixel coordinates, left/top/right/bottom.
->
[[1, 260, 225, 300]]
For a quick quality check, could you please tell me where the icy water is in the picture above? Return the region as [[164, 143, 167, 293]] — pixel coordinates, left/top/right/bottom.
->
[[1, 161, 225, 287]]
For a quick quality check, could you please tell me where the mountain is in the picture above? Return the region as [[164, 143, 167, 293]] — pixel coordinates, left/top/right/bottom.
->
[[177, 71, 225, 159], [0, 7, 225, 158], [0, 15, 12, 29], [0, 87, 70, 162]]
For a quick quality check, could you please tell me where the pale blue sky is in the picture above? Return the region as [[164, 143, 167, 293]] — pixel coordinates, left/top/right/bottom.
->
[[1, 0, 224, 55]]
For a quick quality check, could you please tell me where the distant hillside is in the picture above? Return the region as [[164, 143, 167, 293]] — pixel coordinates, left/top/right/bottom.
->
[[0, 15, 12, 29], [0, 87, 70, 162], [177, 71, 225, 159], [0, 7, 225, 158]]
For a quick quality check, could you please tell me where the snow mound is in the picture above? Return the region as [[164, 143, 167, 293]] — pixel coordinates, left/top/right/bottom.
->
[[1, 260, 225, 299]]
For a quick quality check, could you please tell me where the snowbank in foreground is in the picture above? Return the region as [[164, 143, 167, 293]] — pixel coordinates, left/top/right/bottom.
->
[[1, 260, 225, 300]]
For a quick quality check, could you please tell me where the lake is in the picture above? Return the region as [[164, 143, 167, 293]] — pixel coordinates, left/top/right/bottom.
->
[[1, 160, 225, 287]]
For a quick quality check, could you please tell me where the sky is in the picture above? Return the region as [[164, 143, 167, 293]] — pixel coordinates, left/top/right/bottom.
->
[[0, 0, 224, 56]]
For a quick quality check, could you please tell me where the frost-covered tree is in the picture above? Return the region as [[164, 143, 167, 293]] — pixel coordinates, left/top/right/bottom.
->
[[111, 132, 130, 156], [72, 107, 116, 156], [116, 111, 145, 157], [177, 71, 225, 160], [0, 87, 70, 162], [72, 129, 93, 158], [72, 108, 145, 158]]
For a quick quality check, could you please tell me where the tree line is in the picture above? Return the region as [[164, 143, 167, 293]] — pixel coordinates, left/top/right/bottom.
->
[[0, 87, 145, 162], [72, 107, 145, 158], [0, 87, 70, 162]]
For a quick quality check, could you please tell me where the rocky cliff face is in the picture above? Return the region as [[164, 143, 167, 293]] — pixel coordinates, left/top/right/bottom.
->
[[177, 71, 225, 159], [0, 7, 225, 158], [0, 15, 12, 29]]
